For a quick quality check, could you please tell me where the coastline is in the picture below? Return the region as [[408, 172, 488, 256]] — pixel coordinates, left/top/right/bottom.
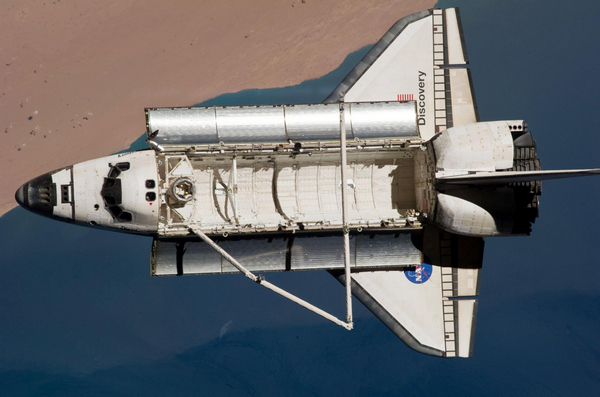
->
[[0, 0, 436, 217]]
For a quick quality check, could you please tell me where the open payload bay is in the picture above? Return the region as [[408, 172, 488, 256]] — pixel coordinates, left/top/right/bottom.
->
[[156, 143, 434, 236]]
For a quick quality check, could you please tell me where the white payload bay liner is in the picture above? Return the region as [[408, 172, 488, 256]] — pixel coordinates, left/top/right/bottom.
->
[[15, 8, 600, 359]]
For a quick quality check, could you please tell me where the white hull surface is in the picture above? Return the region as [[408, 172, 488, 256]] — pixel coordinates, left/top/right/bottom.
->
[[158, 145, 428, 236], [15, 8, 600, 359]]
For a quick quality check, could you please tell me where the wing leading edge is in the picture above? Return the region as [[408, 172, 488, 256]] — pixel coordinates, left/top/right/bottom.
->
[[325, 8, 478, 140], [332, 227, 483, 358]]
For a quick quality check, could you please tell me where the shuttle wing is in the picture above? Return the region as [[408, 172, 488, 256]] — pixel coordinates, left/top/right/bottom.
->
[[333, 227, 483, 358], [325, 8, 478, 140], [324, 7, 483, 357]]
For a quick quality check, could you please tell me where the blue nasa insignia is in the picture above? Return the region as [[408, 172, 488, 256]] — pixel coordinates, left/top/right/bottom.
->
[[405, 263, 433, 284]]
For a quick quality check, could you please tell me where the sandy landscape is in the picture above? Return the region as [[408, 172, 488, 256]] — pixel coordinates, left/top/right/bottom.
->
[[0, 0, 436, 217]]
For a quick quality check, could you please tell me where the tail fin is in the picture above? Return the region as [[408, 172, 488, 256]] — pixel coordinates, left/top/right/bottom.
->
[[324, 8, 477, 141], [437, 169, 600, 186]]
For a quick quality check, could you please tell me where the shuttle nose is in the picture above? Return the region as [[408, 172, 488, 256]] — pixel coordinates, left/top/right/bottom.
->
[[14, 173, 55, 216], [15, 183, 27, 207]]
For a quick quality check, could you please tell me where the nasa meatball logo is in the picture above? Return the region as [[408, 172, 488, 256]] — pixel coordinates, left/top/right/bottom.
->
[[405, 263, 433, 284]]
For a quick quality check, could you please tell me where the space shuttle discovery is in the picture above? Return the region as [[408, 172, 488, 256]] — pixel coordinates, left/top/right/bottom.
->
[[15, 8, 600, 358]]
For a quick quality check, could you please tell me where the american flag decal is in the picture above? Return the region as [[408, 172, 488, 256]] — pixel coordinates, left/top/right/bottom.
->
[[397, 94, 414, 101]]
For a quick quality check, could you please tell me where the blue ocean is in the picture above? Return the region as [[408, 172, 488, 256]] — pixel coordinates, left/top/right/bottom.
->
[[1, 0, 599, 395]]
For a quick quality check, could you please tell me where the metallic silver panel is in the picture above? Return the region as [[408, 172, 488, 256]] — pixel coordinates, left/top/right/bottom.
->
[[152, 239, 178, 276], [149, 108, 217, 144], [284, 104, 349, 141], [152, 239, 223, 275], [291, 235, 357, 270], [355, 233, 421, 267], [152, 232, 421, 276], [147, 102, 418, 146], [219, 238, 287, 273], [216, 106, 287, 143], [182, 242, 222, 274], [349, 102, 418, 139]]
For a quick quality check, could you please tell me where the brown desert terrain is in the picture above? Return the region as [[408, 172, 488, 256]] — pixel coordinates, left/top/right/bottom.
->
[[0, 0, 436, 217]]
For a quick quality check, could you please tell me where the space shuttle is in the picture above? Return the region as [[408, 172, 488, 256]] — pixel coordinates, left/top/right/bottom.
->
[[15, 8, 600, 358]]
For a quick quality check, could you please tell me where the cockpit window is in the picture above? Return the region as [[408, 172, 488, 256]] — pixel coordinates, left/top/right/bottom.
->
[[107, 162, 131, 178], [101, 178, 121, 206], [102, 163, 132, 223], [108, 168, 119, 179], [107, 205, 133, 222], [107, 205, 122, 218], [118, 211, 132, 222], [104, 196, 117, 206]]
